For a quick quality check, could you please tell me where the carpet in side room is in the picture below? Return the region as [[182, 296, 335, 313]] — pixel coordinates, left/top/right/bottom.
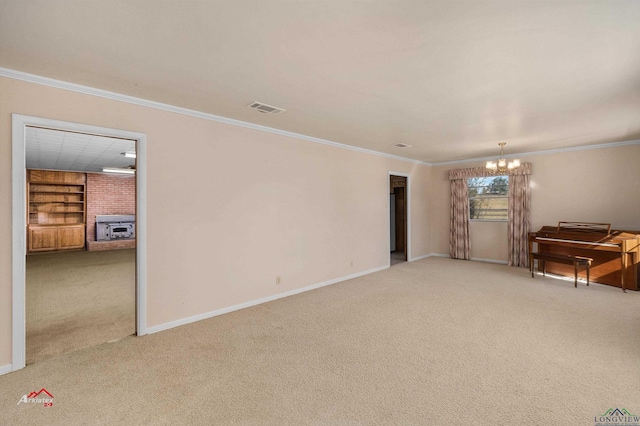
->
[[25, 249, 135, 364]]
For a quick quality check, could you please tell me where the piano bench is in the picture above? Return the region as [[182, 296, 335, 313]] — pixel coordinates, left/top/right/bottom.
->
[[529, 252, 593, 288]]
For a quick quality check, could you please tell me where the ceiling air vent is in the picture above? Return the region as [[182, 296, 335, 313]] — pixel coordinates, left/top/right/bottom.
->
[[394, 143, 412, 148], [247, 101, 286, 114]]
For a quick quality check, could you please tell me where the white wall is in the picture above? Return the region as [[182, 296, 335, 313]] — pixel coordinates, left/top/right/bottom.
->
[[0, 76, 432, 369]]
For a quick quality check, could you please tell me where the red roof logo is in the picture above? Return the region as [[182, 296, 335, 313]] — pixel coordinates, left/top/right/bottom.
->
[[27, 388, 53, 399]]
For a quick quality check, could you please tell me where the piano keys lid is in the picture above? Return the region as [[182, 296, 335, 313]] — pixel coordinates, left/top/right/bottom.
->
[[535, 222, 639, 245], [557, 222, 611, 234]]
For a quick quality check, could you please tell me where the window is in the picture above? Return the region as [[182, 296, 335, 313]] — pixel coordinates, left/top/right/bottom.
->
[[467, 176, 508, 221]]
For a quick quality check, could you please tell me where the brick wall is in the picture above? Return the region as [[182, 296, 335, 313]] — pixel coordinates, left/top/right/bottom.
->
[[86, 173, 136, 251]]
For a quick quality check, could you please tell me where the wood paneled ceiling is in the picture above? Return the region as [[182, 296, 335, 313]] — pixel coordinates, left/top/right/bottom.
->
[[1, 1, 639, 163]]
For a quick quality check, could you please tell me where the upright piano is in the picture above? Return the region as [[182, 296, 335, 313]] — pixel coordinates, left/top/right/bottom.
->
[[528, 222, 640, 291]]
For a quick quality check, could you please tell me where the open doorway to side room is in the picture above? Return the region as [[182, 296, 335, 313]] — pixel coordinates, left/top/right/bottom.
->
[[390, 174, 408, 266], [25, 126, 137, 364], [12, 114, 147, 372]]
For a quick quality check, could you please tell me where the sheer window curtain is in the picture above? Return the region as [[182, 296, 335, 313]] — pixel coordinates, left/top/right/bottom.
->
[[448, 164, 531, 265]]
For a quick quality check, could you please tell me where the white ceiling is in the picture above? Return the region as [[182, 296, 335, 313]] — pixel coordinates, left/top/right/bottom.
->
[[2, 1, 639, 163], [25, 127, 135, 173]]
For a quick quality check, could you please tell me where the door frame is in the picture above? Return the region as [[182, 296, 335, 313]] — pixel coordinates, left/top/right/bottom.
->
[[11, 114, 147, 371], [388, 171, 411, 264]]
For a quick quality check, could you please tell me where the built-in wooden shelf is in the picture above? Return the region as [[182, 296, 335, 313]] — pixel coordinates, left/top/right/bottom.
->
[[27, 169, 86, 253]]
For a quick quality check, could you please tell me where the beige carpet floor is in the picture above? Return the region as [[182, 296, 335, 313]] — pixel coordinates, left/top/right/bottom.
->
[[2, 257, 639, 425], [26, 249, 135, 364]]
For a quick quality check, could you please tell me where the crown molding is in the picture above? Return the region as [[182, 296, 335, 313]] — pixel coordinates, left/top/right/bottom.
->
[[3, 67, 636, 168], [0, 67, 429, 166], [432, 139, 640, 167]]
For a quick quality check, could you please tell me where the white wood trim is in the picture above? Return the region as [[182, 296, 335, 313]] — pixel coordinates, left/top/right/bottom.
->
[[428, 252, 509, 265], [432, 139, 640, 166], [10, 114, 147, 373], [0, 67, 428, 166], [11, 116, 27, 371], [409, 253, 432, 262], [135, 136, 148, 336], [428, 253, 451, 258], [2, 68, 638, 168], [470, 257, 509, 265], [147, 265, 389, 335], [0, 364, 13, 376]]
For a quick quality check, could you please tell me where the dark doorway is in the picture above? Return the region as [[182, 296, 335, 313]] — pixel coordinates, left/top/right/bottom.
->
[[390, 175, 407, 266]]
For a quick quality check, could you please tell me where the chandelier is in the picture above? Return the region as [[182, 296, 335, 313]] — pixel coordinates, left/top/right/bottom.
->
[[485, 142, 520, 173]]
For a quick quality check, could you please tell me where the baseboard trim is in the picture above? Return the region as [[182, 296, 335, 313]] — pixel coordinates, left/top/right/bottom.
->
[[146, 265, 389, 335], [426, 253, 509, 265], [0, 364, 13, 376], [409, 253, 432, 261], [471, 257, 508, 265], [409, 253, 456, 261]]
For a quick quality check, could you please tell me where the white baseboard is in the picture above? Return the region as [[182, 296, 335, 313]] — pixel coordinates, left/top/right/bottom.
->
[[424, 253, 509, 265], [146, 265, 389, 335], [409, 253, 432, 261], [0, 364, 13, 376], [471, 257, 508, 265], [410, 253, 458, 261]]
